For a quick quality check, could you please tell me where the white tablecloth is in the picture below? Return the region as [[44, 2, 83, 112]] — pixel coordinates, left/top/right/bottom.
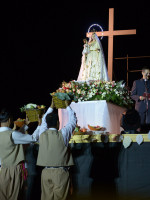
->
[[58, 100, 126, 134]]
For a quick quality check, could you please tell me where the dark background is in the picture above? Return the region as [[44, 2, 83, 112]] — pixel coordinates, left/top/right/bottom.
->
[[1, 1, 150, 118]]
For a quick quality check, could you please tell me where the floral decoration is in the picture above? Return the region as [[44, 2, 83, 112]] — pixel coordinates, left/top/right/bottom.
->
[[52, 80, 133, 108]]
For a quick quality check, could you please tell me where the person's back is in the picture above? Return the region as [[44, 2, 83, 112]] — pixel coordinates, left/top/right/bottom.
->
[[36, 100, 77, 200], [120, 108, 141, 134], [0, 129, 24, 167], [37, 129, 74, 167], [0, 108, 38, 200]]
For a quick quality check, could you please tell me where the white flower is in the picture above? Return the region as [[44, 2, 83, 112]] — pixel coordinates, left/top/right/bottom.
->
[[26, 103, 37, 109], [77, 89, 81, 94], [102, 92, 106, 97]]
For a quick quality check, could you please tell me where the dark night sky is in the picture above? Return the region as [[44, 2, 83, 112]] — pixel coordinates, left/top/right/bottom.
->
[[1, 1, 150, 117]]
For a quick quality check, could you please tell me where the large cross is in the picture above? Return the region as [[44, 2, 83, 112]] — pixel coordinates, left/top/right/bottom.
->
[[86, 8, 136, 80]]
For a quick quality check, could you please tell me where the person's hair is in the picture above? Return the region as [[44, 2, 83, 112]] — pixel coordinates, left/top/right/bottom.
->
[[121, 108, 141, 131], [142, 66, 149, 71], [0, 108, 11, 123], [45, 110, 59, 128]]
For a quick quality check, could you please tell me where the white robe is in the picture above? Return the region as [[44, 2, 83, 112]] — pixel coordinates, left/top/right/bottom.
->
[[77, 39, 109, 82]]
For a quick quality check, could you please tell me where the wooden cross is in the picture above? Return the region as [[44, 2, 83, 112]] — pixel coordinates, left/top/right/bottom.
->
[[86, 8, 136, 80]]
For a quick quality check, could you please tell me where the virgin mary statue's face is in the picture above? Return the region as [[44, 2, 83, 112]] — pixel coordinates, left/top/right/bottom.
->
[[92, 34, 96, 40]]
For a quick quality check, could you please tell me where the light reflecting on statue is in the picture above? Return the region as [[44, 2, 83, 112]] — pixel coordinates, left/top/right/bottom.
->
[[77, 32, 109, 81]]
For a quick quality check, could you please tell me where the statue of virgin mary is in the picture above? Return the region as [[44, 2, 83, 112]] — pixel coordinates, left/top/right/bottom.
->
[[77, 32, 109, 81]]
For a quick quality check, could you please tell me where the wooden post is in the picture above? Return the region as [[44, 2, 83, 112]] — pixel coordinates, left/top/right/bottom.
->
[[86, 8, 136, 80], [127, 54, 129, 86]]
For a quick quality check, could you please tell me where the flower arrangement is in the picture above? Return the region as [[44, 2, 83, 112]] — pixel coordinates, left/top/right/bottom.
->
[[51, 80, 133, 108]]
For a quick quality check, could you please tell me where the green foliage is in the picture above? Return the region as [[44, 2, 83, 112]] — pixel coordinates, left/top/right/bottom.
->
[[53, 92, 78, 102], [52, 80, 133, 108]]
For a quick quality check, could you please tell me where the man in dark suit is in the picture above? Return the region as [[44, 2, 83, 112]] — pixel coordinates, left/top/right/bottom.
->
[[131, 67, 150, 126]]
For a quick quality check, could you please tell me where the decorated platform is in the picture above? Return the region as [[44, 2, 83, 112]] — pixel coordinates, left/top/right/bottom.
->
[[52, 80, 133, 134], [70, 133, 150, 145], [52, 80, 133, 107], [59, 100, 126, 134], [70, 133, 150, 199]]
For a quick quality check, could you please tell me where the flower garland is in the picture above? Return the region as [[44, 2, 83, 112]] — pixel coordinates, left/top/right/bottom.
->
[[54, 80, 133, 108]]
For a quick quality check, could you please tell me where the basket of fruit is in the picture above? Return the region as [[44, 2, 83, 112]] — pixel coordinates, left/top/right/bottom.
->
[[14, 118, 25, 128], [50, 92, 77, 109], [51, 94, 67, 109], [20, 103, 46, 122]]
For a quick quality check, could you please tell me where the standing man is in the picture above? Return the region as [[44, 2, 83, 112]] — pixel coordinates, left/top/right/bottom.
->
[[131, 67, 150, 126], [36, 100, 77, 200], [0, 108, 38, 200]]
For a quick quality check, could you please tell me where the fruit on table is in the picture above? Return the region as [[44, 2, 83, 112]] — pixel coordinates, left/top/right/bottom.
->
[[88, 124, 102, 130], [80, 128, 87, 132], [74, 126, 80, 132]]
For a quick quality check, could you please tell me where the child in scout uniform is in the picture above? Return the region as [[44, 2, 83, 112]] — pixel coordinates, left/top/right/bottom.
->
[[0, 108, 38, 200], [36, 100, 77, 200]]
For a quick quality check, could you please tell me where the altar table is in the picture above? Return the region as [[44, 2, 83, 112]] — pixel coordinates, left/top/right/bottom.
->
[[58, 100, 126, 134], [69, 134, 150, 200]]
